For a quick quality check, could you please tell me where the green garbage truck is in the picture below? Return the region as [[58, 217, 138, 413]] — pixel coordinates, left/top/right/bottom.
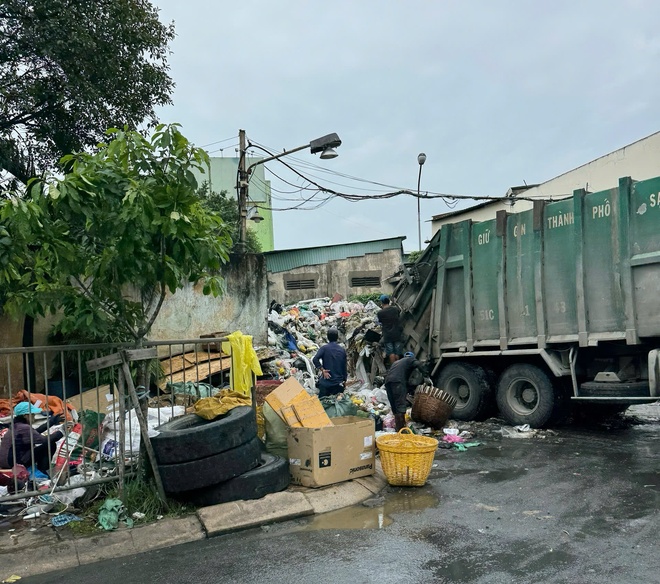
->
[[392, 175, 660, 427]]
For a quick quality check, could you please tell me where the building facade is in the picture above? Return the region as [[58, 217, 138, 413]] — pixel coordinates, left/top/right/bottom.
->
[[196, 156, 275, 251], [265, 237, 406, 305]]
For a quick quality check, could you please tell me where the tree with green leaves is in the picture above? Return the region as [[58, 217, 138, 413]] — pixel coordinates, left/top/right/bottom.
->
[[0, 0, 174, 187], [0, 124, 232, 344], [197, 184, 262, 254]]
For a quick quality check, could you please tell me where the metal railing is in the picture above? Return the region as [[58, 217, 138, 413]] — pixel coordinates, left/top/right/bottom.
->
[[0, 338, 232, 505]]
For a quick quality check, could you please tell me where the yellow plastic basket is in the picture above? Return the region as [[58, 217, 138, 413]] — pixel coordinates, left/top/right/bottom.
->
[[376, 428, 439, 487]]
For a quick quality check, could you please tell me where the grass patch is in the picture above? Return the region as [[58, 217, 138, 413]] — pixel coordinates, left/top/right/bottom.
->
[[68, 516, 101, 536], [66, 477, 191, 535]]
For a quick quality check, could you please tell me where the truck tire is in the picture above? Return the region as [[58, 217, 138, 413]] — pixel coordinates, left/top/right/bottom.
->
[[436, 362, 493, 421], [496, 364, 556, 428], [159, 437, 261, 493], [175, 452, 290, 507], [152, 406, 257, 464], [579, 381, 649, 398]]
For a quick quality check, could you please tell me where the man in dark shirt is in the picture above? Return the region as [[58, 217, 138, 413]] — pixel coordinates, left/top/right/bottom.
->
[[384, 352, 428, 431], [312, 328, 348, 398], [377, 295, 403, 365]]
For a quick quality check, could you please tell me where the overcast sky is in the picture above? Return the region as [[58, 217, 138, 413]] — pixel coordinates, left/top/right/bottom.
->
[[152, 0, 660, 252]]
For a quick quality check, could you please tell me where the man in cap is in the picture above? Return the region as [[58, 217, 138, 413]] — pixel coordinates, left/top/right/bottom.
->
[[312, 327, 348, 398], [0, 402, 69, 475], [377, 295, 403, 365], [384, 351, 429, 431]]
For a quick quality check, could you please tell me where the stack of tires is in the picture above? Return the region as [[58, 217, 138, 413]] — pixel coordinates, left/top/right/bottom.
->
[[152, 406, 290, 507]]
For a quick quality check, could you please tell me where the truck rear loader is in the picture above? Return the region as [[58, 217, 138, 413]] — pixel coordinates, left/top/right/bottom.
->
[[392, 174, 660, 427]]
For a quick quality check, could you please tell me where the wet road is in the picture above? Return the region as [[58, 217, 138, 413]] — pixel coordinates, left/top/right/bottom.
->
[[26, 405, 660, 584]]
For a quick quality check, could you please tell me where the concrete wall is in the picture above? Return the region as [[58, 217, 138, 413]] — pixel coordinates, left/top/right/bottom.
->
[[0, 313, 59, 398], [268, 249, 402, 305], [0, 254, 268, 397], [432, 131, 660, 232], [150, 253, 268, 346]]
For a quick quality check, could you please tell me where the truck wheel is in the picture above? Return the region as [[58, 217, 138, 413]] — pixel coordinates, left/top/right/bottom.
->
[[152, 406, 257, 465], [175, 452, 290, 507], [436, 362, 493, 421], [159, 437, 261, 493], [496, 364, 556, 428]]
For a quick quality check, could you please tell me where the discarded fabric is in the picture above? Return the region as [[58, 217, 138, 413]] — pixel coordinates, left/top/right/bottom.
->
[[51, 513, 82, 527], [193, 389, 252, 421]]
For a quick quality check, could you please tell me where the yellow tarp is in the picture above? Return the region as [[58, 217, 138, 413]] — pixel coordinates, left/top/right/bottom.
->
[[193, 389, 252, 421], [223, 330, 263, 397]]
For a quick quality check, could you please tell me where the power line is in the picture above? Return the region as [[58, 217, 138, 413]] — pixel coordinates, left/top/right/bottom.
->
[[243, 135, 565, 213], [200, 135, 237, 148]]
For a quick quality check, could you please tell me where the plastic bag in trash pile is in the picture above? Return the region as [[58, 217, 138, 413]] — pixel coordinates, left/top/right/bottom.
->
[[319, 394, 359, 418]]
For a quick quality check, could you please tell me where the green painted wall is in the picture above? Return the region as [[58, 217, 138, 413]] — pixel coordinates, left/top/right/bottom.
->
[[195, 157, 275, 252]]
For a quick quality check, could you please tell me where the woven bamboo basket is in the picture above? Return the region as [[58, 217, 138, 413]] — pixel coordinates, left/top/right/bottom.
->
[[411, 384, 458, 429], [376, 428, 438, 487]]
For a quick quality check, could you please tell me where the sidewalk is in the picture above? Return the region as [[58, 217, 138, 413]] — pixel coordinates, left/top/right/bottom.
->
[[1, 466, 387, 580]]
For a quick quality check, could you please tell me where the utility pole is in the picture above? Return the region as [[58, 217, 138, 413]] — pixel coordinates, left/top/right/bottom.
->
[[235, 129, 342, 252], [237, 129, 247, 251]]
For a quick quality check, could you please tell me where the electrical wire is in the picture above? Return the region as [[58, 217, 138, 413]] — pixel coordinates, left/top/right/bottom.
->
[[207, 142, 239, 155], [199, 135, 238, 149], [242, 136, 568, 213]]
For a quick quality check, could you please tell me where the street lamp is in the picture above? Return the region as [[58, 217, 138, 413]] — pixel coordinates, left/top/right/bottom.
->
[[248, 206, 264, 223], [417, 152, 427, 251], [236, 130, 342, 251]]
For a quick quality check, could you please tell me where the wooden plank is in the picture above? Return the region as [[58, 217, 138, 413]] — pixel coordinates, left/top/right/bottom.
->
[[160, 353, 198, 376], [119, 351, 168, 507], [66, 384, 114, 412], [86, 353, 122, 372], [159, 356, 232, 389], [125, 347, 158, 362], [160, 351, 228, 376], [87, 348, 157, 372]]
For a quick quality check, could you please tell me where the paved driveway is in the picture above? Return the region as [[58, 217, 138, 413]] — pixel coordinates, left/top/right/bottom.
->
[[25, 405, 660, 584]]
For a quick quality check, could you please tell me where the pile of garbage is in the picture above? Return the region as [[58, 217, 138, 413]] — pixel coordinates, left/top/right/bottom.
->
[[262, 297, 483, 443], [263, 296, 400, 432], [264, 296, 385, 392]]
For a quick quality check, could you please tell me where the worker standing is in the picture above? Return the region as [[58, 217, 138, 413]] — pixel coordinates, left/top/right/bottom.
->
[[377, 295, 403, 365]]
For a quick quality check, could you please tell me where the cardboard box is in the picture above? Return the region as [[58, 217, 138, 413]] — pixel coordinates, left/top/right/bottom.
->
[[264, 377, 332, 428], [287, 416, 375, 488], [264, 377, 310, 422]]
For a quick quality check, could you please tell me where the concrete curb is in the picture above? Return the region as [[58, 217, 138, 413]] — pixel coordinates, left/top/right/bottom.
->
[[0, 468, 387, 580]]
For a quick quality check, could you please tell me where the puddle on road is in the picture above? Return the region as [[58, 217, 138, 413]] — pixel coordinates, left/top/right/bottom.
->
[[301, 490, 439, 532]]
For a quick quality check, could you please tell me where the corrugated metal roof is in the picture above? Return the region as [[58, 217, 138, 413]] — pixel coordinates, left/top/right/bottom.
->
[[264, 237, 406, 273]]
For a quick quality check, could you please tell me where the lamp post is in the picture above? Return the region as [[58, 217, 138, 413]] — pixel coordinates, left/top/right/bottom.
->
[[417, 152, 427, 251], [236, 130, 342, 251]]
